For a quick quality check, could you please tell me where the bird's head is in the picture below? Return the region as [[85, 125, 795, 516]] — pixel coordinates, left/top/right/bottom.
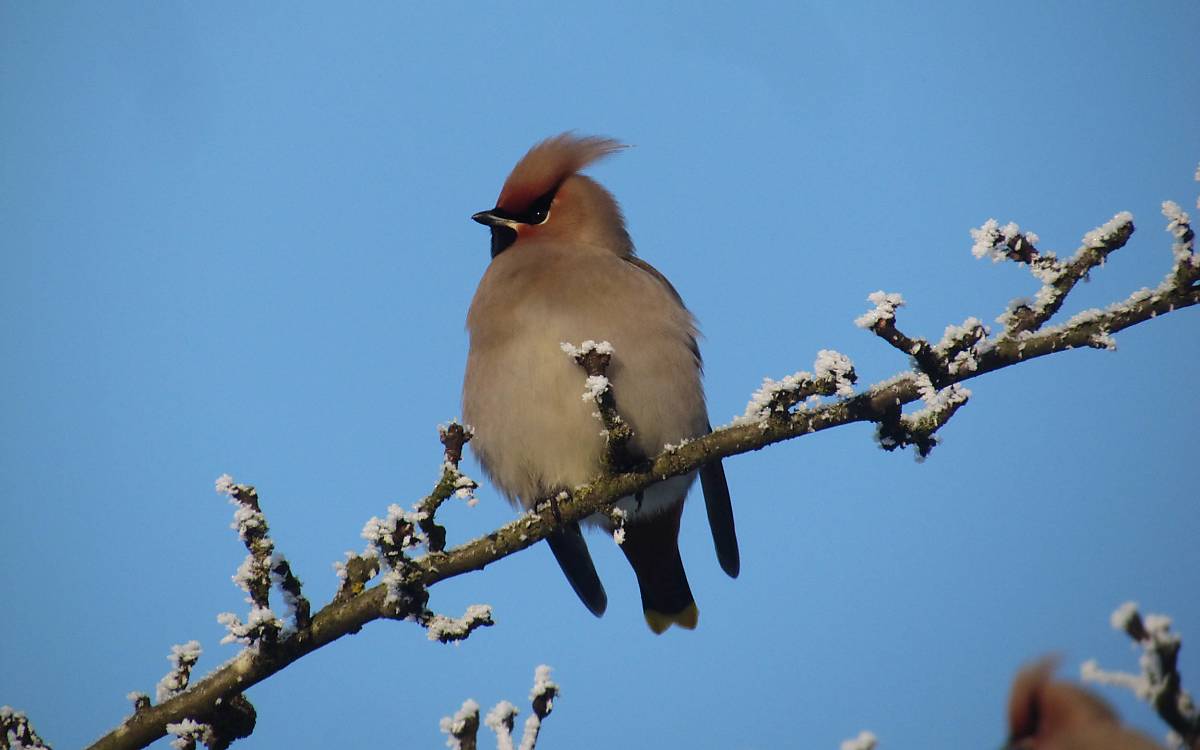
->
[[1005, 657, 1120, 749], [472, 132, 633, 258]]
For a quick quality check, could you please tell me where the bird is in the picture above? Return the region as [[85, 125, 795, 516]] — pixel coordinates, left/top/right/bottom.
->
[[461, 132, 738, 633], [1005, 658, 1164, 749]]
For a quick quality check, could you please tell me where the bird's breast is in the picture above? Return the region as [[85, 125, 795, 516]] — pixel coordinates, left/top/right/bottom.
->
[[462, 247, 707, 511]]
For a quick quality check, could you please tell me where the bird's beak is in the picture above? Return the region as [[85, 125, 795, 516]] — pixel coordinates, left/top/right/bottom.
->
[[472, 209, 507, 228]]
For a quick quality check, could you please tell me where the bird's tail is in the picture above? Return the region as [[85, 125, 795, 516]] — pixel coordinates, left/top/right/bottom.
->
[[619, 502, 698, 634], [546, 521, 608, 617]]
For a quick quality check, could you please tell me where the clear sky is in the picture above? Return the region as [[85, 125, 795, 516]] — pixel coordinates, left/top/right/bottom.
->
[[2, 2, 1198, 748]]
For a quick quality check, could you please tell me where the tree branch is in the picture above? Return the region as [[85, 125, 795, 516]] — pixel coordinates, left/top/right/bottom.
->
[[1083, 603, 1199, 749], [84, 185, 1200, 750]]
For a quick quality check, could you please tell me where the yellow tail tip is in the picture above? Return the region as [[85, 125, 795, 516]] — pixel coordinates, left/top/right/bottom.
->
[[644, 603, 699, 634]]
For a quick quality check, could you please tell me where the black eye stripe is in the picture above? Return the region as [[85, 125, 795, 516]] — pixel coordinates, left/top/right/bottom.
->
[[494, 187, 556, 226]]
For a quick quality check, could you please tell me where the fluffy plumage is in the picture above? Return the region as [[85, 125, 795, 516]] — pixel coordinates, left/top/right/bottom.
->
[[462, 133, 739, 633]]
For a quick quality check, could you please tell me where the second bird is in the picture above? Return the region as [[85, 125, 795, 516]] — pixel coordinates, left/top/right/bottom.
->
[[462, 133, 738, 633]]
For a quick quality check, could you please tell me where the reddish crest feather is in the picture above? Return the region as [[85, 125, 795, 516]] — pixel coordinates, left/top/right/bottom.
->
[[496, 133, 626, 213]]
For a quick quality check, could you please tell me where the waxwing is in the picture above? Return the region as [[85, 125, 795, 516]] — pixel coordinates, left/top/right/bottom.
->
[[1006, 658, 1164, 749], [461, 133, 738, 633]]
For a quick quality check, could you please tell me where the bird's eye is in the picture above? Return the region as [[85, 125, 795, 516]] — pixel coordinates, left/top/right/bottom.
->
[[523, 189, 555, 225]]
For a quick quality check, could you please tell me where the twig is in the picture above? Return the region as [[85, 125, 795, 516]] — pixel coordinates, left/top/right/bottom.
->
[[453, 666, 559, 750], [839, 730, 878, 750], [1083, 602, 1199, 749], [1, 706, 52, 750], [440, 700, 480, 750], [155, 642, 202, 704], [562, 340, 638, 472], [416, 422, 479, 553]]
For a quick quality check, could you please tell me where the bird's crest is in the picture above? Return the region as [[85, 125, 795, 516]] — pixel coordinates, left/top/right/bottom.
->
[[496, 133, 626, 214]]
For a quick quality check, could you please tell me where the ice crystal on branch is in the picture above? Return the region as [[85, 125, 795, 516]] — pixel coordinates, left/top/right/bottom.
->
[[424, 604, 495, 643], [855, 290, 906, 329], [213, 474, 307, 638], [166, 718, 213, 750], [734, 351, 857, 428], [564, 340, 637, 472], [440, 699, 480, 750], [840, 730, 878, 750], [414, 420, 480, 554], [1083, 602, 1199, 746], [155, 640, 202, 703], [970, 218, 1040, 263], [1083, 211, 1135, 249], [216, 606, 280, 646], [485, 701, 519, 750], [0, 706, 51, 750]]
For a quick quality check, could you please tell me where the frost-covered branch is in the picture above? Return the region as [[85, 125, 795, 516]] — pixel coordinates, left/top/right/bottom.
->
[[85, 180, 1200, 750], [874, 375, 970, 460], [441, 700, 480, 750], [1, 706, 52, 750], [154, 642, 202, 704], [416, 421, 479, 553], [972, 214, 1136, 338], [563, 340, 637, 472], [519, 666, 559, 750], [732, 349, 856, 429], [839, 730, 878, 750], [214, 475, 308, 641], [444, 666, 559, 750], [1083, 602, 1199, 749], [420, 604, 495, 643]]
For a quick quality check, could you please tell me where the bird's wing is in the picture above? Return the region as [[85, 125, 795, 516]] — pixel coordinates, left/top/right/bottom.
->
[[621, 255, 702, 367]]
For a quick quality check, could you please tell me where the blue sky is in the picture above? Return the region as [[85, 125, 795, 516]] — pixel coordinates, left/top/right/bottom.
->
[[2, 2, 1198, 748]]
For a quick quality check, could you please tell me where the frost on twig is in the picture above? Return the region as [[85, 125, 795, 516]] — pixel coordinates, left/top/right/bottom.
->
[[856, 291, 946, 383], [609, 506, 628, 545], [839, 730, 878, 750], [519, 666, 559, 750], [1163, 199, 1198, 288], [441, 700, 481, 750], [126, 692, 151, 717], [1, 706, 52, 750], [857, 178, 1200, 460], [214, 475, 306, 642], [857, 291, 987, 388], [483, 702, 518, 750], [416, 421, 480, 553], [973, 212, 1135, 339], [733, 350, 857, 429], [1082, 602, 1199, 749], [445, 666, 559, 750], [335, 425, 475, 602], [350, 423, 496, 633], [360, 502, 430, 616], [155, 641, 202, 704], [875, 375, 971, 460], [119, 639, 255, 746], [162, 698, 257, 750], [420, 604, 495, 643], [165, 719, 212, 750], [361, 480, 494, 639], [563, 340, 638, 472]]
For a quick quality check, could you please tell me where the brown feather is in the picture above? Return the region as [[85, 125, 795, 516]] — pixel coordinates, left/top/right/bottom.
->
[[1006, 657, 1162, 749], [496, 132, 626, 214]]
